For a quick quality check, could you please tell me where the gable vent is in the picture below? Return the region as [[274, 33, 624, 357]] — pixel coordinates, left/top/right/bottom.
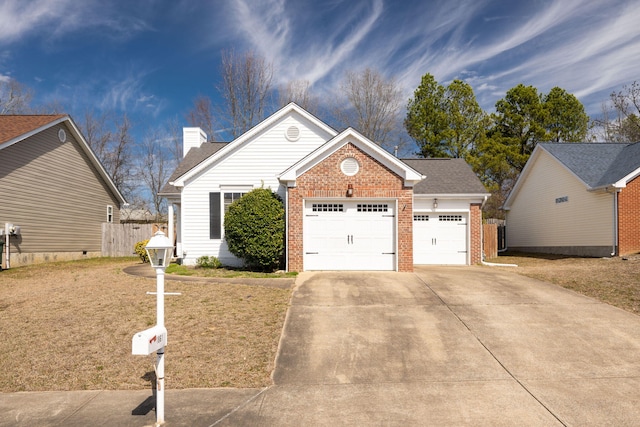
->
[[341, 157, 360, 176], [285, 125, 300, 141]]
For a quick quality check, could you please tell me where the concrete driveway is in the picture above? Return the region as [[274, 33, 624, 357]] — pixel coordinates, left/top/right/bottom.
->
[[5, 267, 640, 426], [221, 266, 640, 426]]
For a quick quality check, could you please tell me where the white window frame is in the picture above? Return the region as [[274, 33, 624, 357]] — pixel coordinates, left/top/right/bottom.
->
[[107, 205, 113, 223]]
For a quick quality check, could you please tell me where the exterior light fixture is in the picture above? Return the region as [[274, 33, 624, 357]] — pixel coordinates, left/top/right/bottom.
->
[[433, 198, 438, 209], [145, 230, 173, 268], [347, 183, 354, 197], [133, 230, 174, 425]]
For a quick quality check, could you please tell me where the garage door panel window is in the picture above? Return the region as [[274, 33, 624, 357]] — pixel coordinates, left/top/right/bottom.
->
[[439, 215, 463, 222], [357, 203, 389, 212], [414, 214, 430, 221], [312, 203, 344, 212]]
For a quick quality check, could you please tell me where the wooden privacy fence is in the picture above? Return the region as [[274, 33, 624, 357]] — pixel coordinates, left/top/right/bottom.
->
[[483, 220, 506, 259], [483, 223, 498, 259], [102, 223, 167, 257]]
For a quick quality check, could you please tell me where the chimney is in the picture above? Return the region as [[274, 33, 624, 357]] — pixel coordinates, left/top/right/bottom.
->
[[182, 127, 207, 157]]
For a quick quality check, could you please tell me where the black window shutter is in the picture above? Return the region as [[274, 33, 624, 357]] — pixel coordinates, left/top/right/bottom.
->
[[210, 192, 221, 239]]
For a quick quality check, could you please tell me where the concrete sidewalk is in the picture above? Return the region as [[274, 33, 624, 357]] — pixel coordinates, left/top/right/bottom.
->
[[2, 267, 640, 426]]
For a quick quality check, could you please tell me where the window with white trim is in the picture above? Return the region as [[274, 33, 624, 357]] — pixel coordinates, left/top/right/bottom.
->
[[107, 205, 113, 223], [413, 214, 430, 221], [210, 191, 249, 239]]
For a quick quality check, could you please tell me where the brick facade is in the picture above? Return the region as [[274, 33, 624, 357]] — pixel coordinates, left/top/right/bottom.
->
[[287, 143, 414, 272], [470, 203, 483, 264], [618, 176, 640, 256]]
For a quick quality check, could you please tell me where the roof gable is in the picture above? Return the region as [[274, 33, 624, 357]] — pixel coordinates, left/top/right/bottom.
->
[[0, 114, 126, 205], [504, 142, 640, 209], [170, 103, 337, 187], [279, 127, 424, 186]]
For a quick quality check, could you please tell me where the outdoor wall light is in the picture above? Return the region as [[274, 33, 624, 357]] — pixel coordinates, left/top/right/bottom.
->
[[347, 183, 354, 197], [433, 198, 438, 209]]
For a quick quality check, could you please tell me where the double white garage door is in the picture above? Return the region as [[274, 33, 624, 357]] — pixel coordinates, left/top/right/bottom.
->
[[303, 200, 468, 270]]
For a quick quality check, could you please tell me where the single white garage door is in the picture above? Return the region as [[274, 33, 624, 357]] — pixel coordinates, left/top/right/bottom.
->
[[413, 213, 467, 265], [304, 201, 396, 270]]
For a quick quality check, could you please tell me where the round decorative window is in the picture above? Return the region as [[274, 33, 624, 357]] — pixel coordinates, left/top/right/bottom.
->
[[285, 125, 300, 141], [58, 128, 67, 143], [340, 157, 360, 176]]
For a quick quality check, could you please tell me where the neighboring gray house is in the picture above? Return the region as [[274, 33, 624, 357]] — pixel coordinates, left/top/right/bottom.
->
[[160, 103, 489, 271], [0, 115, 125, 267], [503, 142, 640, 257]]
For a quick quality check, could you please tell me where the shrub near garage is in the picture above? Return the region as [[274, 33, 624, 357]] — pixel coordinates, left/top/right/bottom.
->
[[224, 188, 285, 272]]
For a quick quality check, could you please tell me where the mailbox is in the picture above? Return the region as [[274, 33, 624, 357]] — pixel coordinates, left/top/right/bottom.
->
[[132, 326, 167, 355]]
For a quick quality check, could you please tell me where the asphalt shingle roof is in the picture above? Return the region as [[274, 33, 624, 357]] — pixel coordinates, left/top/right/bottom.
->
[[401, 158, 488, 194], [0, 115, 67, 145], [159, 142, 228, 195], [541, 142, 640, 188]]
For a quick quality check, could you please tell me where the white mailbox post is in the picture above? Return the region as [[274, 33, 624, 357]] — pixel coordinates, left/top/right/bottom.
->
[[132, 230, 173, 426]]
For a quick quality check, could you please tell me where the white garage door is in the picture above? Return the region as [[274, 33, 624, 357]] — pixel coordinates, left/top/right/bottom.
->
[[304, 201, 396, 270], [413, 213, 468, 265]]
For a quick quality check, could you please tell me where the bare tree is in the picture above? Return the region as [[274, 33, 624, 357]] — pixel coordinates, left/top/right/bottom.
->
[[335, 68, 403, 148], [277, 79, 318, 115], [78, 111, 136, 198], [0, 78, 33, 114], [186, 95, 217, 140], [137, 128, 171, 219], [218, 49, 274, 138], [609, 81, 640, 142]]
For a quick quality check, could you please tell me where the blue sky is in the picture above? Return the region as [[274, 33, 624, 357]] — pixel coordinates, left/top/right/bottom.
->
[[2, 0, 640, 138]]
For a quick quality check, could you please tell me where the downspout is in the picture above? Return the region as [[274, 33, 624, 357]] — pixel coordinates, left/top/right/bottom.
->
[[284, 186, 289, 272], [612, 188, 619, 257]]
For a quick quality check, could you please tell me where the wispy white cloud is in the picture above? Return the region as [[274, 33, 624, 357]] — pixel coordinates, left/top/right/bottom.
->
[[213, 0, 639, 114], [0, 0, 152, 45]]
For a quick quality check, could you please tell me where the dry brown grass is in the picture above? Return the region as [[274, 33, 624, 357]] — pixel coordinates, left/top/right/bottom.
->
[[0, 258, 291, 392], [486, 253, 640, 314]]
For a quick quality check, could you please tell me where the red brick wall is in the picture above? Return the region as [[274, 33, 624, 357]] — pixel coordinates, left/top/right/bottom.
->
[[618, 176, 640, 256], [287, 143, 414, 272], [470, 203, 482, 264]]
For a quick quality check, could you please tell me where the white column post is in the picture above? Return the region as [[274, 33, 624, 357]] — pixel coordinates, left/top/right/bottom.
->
[[167, 203, 174, 255], [175, 204, 182, 259]]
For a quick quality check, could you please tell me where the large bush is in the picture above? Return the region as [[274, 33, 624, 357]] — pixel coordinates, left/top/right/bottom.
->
[[224, 188, 285, 271]]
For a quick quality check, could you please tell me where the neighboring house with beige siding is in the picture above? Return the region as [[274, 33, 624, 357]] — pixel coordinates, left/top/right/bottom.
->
[[503, 142, 640, 257], [0, 115, 125, 268]]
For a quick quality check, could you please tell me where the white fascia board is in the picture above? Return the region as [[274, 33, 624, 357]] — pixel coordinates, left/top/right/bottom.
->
[[414, 193, 489, 204], [173, 103, 338, 186], [279, 127, 424, 185]]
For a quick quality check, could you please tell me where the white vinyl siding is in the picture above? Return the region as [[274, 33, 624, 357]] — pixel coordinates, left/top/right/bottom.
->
[[507, 150, 613, 248], [180, 112, 333, 266]]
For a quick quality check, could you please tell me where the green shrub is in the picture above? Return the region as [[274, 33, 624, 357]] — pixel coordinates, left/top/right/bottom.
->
[[224, 188, 285, 272], [135, 239, 150, 263], [196, 255, 222, 269]]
